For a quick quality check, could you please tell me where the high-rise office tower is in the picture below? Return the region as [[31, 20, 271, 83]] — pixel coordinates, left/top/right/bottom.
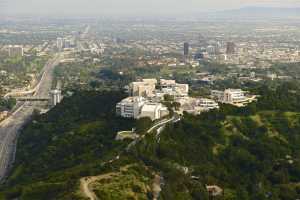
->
[[184, 42, 189, 56], [57, 38, 64, 51], [226, 42, 236, 54]]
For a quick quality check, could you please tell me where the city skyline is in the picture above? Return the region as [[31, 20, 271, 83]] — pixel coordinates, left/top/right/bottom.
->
[[1, 0, 300, 16]]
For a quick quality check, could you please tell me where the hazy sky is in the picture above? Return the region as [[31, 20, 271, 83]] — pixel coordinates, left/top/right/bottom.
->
[[1, 0, 300, 16]]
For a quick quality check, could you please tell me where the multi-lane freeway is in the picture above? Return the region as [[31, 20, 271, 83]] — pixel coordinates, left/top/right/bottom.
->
[[0, 53, 62, 182]]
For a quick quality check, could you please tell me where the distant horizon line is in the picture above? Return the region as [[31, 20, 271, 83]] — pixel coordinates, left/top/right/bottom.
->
[[1, 6, 300, 19]]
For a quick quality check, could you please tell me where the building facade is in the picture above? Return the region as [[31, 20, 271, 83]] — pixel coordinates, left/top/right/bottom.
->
[[196, 98, 219, 111], [211, 89, 256, 107], [50, 89, 62, 106], [130, 80, 156, 97], [184, 42, 189, 56], [57, 38, 64, 51], [223, 89, 246, 104], [8, 45, 24, 57], [139, 103, 169, 121], [226, 42, 236, 55], [160, 79, 189, 97], [116, 96, 146, 119]]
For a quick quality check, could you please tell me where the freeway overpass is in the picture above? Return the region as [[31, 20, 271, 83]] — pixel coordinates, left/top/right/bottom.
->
[[0, 53, 63, 183], [16, 97, 50, 102]]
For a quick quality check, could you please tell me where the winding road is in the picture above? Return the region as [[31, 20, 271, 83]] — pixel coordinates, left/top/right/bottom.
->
[[0, 53, 62, 182], [80, 115, 179, 200]]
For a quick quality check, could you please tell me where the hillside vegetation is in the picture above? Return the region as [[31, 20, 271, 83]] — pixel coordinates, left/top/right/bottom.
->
[[1, 91, 136, 199], [1, 82, 300, 199]]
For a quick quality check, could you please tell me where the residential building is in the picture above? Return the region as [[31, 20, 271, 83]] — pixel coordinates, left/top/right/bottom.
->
[[8, 45, 24, 57]]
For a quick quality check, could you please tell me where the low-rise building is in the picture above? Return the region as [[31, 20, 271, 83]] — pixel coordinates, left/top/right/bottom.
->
[[211, 90, 224, 100], [139, 103, 169, 121], [223, 89, 246, 104], [116, 96, 146, 119], [160, 79, 176, 86], [175, 83, 189, 96], [177, 97, 219, 115], [211, 89, 256, 107], [160, 79, 189, 97], [116, 96, 168, 120], [142, 79, 158, 85], [130, 80, 156, 97], [128, 78, 188, 98], [196, 98, 219, 111]]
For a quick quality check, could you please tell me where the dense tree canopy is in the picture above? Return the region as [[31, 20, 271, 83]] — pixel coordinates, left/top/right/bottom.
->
[[2, 82, 300, 200]]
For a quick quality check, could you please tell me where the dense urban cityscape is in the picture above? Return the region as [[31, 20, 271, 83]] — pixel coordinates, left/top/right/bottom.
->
[[1, 2, 300, 200]]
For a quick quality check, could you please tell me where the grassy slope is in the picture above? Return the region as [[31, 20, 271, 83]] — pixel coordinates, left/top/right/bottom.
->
[[0, 91, 136, 200], [85, 164, 153, 200]]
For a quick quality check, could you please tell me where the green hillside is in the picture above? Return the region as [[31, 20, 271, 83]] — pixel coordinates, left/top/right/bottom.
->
[[0, 91, 137, 199], [131, 111, 300, 200], [1, 83, 300, 199]]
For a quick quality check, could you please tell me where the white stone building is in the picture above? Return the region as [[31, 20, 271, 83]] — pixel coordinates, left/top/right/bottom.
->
[[130, 79, 157, 97], [196, 98, 219, 111], [211, 89, 256, 107], [139, 103, 169, 121], [160, 79, 189, 97], [116, 96, 146, 119]]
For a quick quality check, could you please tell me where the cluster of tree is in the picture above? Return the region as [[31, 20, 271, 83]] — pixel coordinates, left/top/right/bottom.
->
[[128, 82, 300, 200], [2, 81, 300, 199], [199, 61, 231, 74], [53, 61, 99, 91], [0, 97, 16, 111], [0, 90, 136, 199], [0, 55, 48, 89], [270, 62, 300, 79]]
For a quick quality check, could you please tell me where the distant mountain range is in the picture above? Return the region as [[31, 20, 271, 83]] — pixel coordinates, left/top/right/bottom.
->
[[206, 6, 300, 20]]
